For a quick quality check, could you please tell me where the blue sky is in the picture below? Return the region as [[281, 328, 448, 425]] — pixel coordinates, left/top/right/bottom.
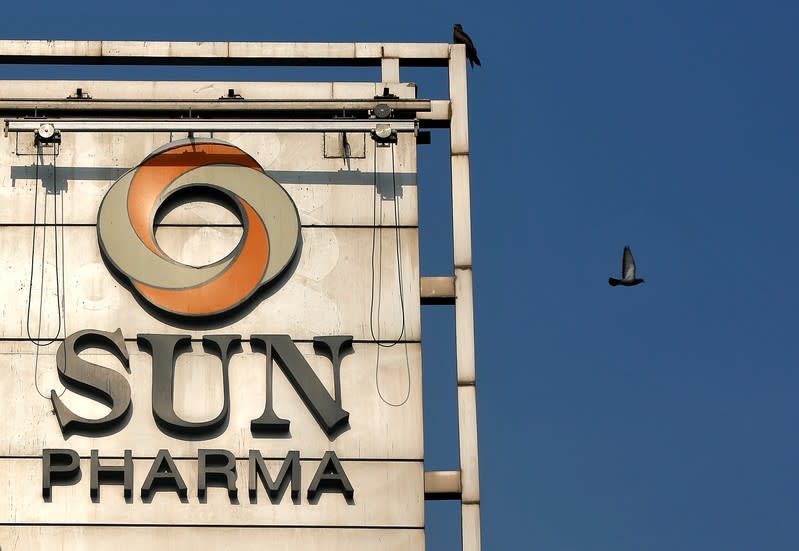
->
[[4, 1, 799, 549]]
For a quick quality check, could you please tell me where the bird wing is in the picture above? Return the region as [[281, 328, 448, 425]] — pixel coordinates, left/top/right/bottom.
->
[[462, 32, 476, 52], [622, 246, 636, 280], [454, 26, 481, 68], [454, 28, 476, 51]]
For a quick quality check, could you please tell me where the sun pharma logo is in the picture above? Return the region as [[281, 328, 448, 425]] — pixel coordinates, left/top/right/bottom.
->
[[97, 139, 300, 318]]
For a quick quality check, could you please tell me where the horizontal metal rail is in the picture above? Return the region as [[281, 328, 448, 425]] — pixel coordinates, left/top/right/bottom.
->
[[0, 40, 451, 67], [4, 118, 418, 134], [0, 99, 431, 115]]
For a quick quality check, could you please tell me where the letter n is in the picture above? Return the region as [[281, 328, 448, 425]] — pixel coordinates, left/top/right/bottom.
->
[[250, 335, 352, 436]]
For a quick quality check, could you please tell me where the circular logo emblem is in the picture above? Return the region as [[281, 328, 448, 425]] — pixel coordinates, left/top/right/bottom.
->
[[97, 139, 300, 317]]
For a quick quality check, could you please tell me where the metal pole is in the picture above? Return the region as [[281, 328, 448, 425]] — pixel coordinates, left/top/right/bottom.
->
[[449, 43, 482, 551]]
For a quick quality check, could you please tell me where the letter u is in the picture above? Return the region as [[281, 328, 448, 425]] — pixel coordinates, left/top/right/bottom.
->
[[138, 334, 241, 438]]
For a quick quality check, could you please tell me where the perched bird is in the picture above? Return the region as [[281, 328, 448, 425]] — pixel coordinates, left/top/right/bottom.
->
[[453, 24, 481, 68], [608, 246, 645, 286]]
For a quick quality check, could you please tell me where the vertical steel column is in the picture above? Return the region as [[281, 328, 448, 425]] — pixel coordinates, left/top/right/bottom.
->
[[381, 57, 400, 83], [449, 44, 482, 550]]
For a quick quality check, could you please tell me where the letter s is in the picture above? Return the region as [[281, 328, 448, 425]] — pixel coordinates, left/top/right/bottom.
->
[[51, 329, 131, 437]]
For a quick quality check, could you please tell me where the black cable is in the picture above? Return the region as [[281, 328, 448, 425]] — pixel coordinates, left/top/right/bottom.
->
[[375, 340, 412, 408], [60, 159, 67, 340], [388, 142, 407, 343], [25, 148, 42, 344], [370, 142, 411, 407], [369, 144, 407, 346], [26, 147, 63, 346], [27, 146, 66, 399]]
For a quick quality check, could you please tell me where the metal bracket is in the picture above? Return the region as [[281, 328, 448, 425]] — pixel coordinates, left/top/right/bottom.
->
[[67, 87, 92, 100], [370, 123, 397, 145], [374, 86, 399, 100], [34, 123, 62, 146], [219, 88, 244, 100]]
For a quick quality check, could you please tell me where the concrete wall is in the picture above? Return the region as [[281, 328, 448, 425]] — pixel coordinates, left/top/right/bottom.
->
[[0, 80, 423, 549]]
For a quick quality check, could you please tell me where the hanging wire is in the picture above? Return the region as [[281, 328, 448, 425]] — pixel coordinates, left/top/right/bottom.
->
[[375, 340, 412, 408], [27, 145, 66, 399], [369, 142, 407, 346], [60, 156, 67, 341], [370, 141, 411, 407]]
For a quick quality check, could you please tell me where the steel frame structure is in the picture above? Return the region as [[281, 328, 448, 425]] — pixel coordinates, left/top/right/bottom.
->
[[0, 39, 481, 550]]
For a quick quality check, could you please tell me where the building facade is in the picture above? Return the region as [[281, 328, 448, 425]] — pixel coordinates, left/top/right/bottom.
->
[[0, 40, 480, 550]]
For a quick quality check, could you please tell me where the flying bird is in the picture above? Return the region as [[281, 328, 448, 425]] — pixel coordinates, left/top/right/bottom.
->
[[608, 246, 645, 286], [453, 24, 481, 68]]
